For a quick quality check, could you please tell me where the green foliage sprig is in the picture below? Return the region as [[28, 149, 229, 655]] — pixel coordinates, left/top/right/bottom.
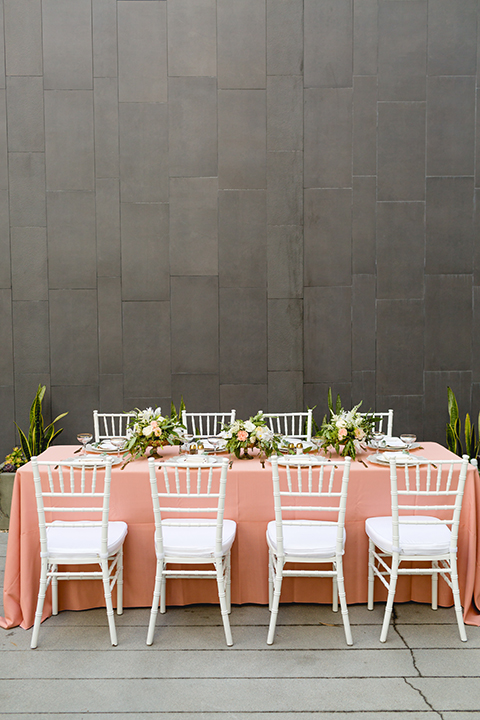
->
[[446, 386, 479, 460], [315, 388, 376, 460], [15, 385, 68, 462]]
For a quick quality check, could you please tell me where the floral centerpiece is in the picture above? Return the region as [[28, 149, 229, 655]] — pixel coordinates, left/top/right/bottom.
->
[[124, 406, 186, 462], [221, 412, 282, 459], [316, 390, 376, 460]]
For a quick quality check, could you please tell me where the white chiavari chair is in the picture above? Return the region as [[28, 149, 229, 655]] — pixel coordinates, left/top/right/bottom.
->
[[366, 454, 472, 642], [30, 456, 128, 648], [181, 410, 236, 439], [259, 410, 313, 442], [93, 410, 136, 443]]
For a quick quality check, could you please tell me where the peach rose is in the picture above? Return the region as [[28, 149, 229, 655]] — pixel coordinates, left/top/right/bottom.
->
[[237, 430, 248, 442], [338, 427, 348, 440]]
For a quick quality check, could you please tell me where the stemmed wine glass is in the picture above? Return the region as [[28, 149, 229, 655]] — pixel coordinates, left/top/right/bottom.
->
[[311, 436, 323, 457], [77, 432, 93, 456], [110, 436, 126, 460], [400, 434, 416, 455], [372, 431, 385, 451], [208, 437, 221, 456]]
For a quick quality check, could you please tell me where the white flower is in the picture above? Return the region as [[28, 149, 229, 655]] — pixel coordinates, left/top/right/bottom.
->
[[244, 420, 256, 432], [231, 421, 240, 433], [143, 425, 154, 437], [256, 426, 273, 442], [336, 418, 346, 429]]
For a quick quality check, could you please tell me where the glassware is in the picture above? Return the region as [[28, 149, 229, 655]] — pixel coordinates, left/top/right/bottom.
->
[[311, 436, 323, 457], [77, 433, 93, 456], [372, 431, 385, 450], [110, 437, 126, 460], [400, 434, 416, 455], [208, 437, 221, 456]]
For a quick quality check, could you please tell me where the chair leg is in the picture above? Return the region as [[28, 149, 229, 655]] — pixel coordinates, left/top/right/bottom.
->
[[267, 555, 284, 645], [215, 558, 233, 647], [160, 574, 167, 614], [117, 549, 124, 615], [367, 539, 375, 610], [332, 576, 338, 612], [226, 551, 232, 614], [431, 561, 438, 610], [450, 553, 467, 642], [51, 564, 58, 616], [379, 554, 399, 643], [101, 558, 118, 646], [31, 559, 48, 649], [335, 557, 353, 646], [268, 549, 273, 611], [146, 559, 163, 646]]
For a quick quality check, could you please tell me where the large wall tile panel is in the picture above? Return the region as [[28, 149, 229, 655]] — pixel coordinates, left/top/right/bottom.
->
[[12, 301, 49, 373], [1, 385, 16, 451], [93, 0, 118, 78], [352, 370, 376, 411], [0, 289, 13, 380], [118, 0, 167, 103], [11, 227, 47, 302], [304, 189, 352, 287], [99, 374, 124, 413], [8, 152, 46, 227], [304, 286, 352, 384], [0, 190, 9, 288], [171, 374, 220, 412], [427, 76, 475, 177], [268, 298, 303, 372], [267, 76, 303, 152], [218, 90, 266, 190], [267, 225, 303, 300], [353, 0, 378, 76], [426, 177, 474, 275], [169, 77, 217, 178], [377, 102, 426, 201], [42, 0, 92, 90], [170, 177, 218, 277], [171, 276, 219, 375], [267, 152, 303, 227], [378, 0, 427, 101], [353, 76, 377, 177], [304, 0, 352, 88], [377, 393, 424, 440], [352, 274, 375, 371], [304, 88, 352, 189], [219, 383, 268, 420], [98, 276, 122, 375], [473, 286, 480, 382], [96, 178, 121, 278], [121, 202, 169, 301], [0, 93, 7, 191], [6, 76, 44, 152], [167, 0, 216, 77], [51, 385, 99, 443], [44, 90, 94, 192], [119, 102, 168, 202], [427, 0, 477, 77], [49, 290, 99, 385], [218, 190, 266, 288], [352, 177, 376, 275], [123, 301, 171, 399], [266, 0, 303, 77], [268, 371, 304, 411], [94, 78, 119, 180], [4, 0, 42, 76], [47, 192, 96, 290], [376, 299, 424, 396], [217, 0, 266, 89], [425, 274, 472, 371], [376, 201, 425, 299], [219, 288, 267, 384]]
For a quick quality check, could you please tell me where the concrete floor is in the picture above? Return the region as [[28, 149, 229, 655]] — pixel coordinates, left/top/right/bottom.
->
[[0, 531, 479, 718]]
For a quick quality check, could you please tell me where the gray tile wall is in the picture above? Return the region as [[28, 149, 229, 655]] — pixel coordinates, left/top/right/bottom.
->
[[0, 0, 479, 457]]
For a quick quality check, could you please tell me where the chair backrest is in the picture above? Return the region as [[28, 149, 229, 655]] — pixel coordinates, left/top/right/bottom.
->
[[270, 456, 351, 558], [259, 410, 313, 441], [388, 455, 470, 552], [147, 457, 230, 558], [31, 457, 113, 558], [363, 409, 393, 436], [93, 411, 136, 442], [181, 410, 236, 439]]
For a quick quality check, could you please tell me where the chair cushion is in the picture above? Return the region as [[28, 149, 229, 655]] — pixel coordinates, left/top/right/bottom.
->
[[46, 521, 128, 560], [365, 516, 452, 556], [266, 521, 345, 559], [157, 518, 237, 559]]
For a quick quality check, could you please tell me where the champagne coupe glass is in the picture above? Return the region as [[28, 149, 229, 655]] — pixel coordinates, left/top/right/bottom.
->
[[400, 434, 416, 455], [77, 432, 93, 456], [209, 437, 221, 456], [372, 431, 385, 451], [312, 436, 323, 457], [110, 436, 126, 460]]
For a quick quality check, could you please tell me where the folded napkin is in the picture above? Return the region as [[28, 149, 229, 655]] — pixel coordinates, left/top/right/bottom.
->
[[381, 437, 406, 448], [98, 440, 118, 451], [382, 451, 418, 464]]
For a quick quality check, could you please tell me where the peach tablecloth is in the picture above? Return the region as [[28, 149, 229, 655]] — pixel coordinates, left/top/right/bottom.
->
[[1, 443, 479, 630]]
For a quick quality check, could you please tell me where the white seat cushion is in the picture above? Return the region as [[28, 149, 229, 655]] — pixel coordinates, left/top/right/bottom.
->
[[158, 518, 237, 558], [46, 521, 128, 560], [266, 521, 345, 559], [365, 516, 452, 556]]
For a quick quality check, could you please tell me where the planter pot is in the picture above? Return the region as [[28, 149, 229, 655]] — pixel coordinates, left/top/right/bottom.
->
[[0, 472, 15, 531]]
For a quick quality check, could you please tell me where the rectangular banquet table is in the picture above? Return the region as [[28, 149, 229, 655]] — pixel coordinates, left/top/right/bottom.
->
[[2, 442, 480, 630]]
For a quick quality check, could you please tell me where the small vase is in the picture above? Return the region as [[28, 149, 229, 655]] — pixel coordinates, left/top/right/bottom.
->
[[239, 444, 255, 459]]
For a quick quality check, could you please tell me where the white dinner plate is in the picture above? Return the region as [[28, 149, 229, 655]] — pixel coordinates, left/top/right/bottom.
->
[[162, 455, 224, 466], [61, 455, 124, 469], [86, 441, 123, 454], [365, 438, 421, 452], [367, 452, 429, 466]]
